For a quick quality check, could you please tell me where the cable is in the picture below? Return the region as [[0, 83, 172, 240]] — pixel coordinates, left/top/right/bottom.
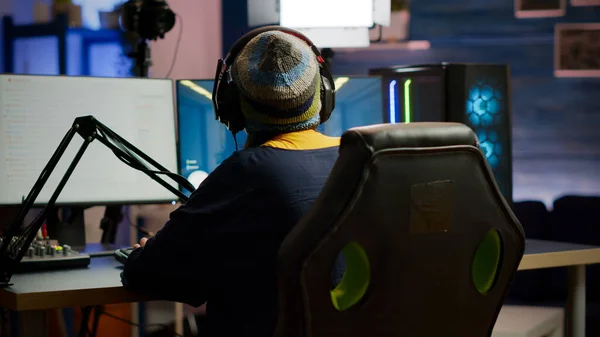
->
[[369, 24, 383, 43], [100, 310, 183, 337], [126, 213, 154, 237], [163, 13, 183, 78], [233, 133, 239, 151]]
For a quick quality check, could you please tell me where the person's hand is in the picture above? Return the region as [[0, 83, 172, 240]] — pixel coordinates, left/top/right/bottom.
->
[[133, 237, 149, 250]]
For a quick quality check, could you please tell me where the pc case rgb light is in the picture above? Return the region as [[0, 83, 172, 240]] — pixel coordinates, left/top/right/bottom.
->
[[370, 63, 512, 204]]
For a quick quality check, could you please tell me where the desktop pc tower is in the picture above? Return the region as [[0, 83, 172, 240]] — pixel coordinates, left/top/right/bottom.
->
[[369, 63, 513, 204]]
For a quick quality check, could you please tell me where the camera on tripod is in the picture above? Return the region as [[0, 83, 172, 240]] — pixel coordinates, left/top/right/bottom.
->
[[119, 0, 176, 77]]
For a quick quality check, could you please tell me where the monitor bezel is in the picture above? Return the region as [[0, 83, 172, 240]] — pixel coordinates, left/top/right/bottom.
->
[[174, 79, 217, 199], [0, 74, 179, 207]]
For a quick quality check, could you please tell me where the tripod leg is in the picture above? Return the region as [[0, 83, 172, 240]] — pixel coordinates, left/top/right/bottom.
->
[[79, 307, 92, 337], [90, 306, 103, 337]]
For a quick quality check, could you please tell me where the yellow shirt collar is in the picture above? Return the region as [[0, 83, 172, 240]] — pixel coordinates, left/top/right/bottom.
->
[[261, 129, 340, 150]]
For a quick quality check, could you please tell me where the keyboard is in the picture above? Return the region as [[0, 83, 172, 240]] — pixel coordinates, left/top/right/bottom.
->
[[17, 242, 90, 273], [114, 247, 133, 264]]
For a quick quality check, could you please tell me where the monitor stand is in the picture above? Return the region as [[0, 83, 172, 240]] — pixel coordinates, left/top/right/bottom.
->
[[45, 206, 87, 251], [0, 206, 21, 236], [100, 205, 123, 244], [44, 205, 129, 254]]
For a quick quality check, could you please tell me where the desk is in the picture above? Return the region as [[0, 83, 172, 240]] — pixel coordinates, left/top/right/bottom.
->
[[0, 257, 154, 337], [1, 240, 600, 337], [519, 239, 600, 337]]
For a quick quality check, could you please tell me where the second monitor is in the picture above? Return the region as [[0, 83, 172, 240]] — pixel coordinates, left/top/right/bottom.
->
[[0, 75, 179, 206], [176, 76, 383, 194]]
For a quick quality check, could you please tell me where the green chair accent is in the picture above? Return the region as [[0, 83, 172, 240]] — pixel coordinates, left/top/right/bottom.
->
[[472, 229, 503, 295], [330, 242, 371, 311]]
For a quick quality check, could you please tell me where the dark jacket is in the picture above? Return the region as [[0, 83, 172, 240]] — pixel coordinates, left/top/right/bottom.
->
[[121, 129, 341, 337]]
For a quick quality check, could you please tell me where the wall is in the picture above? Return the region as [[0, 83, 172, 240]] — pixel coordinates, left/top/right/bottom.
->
[[331, 3, 600, 207], [150, 0, 222, 79], [6, 0, 126, 76], [2, 0, 222, 233], [4, 0, 221, 78], [221, 0, 257, 56], [0, 0, 12, 72], [408, 0, 599, 40]]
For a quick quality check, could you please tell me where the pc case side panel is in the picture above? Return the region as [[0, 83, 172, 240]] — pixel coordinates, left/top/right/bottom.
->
[[446, 64, 513, 205], [372, 67, 445, 124]]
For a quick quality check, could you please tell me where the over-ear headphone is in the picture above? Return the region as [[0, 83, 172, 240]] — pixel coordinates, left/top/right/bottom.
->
[[212, 26, 336, 135]]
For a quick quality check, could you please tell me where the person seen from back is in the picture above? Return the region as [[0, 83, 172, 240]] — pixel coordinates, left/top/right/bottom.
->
[[121, 28, 344, 337]]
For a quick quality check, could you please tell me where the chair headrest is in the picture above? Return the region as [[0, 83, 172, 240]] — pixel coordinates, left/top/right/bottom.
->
[[341, 122, 478, 153]]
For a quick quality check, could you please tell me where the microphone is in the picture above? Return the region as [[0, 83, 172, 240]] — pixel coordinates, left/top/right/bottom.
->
[[0, 115, 192, 286]]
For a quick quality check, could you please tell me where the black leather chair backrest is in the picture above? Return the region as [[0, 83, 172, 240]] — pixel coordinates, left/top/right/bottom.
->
[[275, 122, 525, 337]]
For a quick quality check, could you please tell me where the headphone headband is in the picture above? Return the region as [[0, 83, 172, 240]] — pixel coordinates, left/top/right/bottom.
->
[[222, 26, 325, 66], [212, 25, 336, 135]]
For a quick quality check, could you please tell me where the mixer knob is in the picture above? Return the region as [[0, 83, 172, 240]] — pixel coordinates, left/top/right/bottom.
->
[[63, 245, 71, 256], [39, 246, 46, 257], [50, 247, 56, 256], [35, 246, 43, 256], [46, 246, 53, 255], [27, 247, 34, 258]]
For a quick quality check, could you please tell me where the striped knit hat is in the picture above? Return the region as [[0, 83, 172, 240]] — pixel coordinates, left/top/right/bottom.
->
[[231, 31, 321, 134]]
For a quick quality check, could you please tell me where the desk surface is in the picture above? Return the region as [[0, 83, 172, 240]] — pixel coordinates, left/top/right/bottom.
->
[[2, 239, 600, 312], [0, 256, 154, 311], [519, 239, 600, 270]]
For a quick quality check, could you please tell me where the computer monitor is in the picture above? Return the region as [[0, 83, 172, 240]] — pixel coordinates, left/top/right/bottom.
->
[[176, 79, 247, 192], [317, 75, 384, 136], [176, 76, 383, 196], [0, 75, 179, 206]]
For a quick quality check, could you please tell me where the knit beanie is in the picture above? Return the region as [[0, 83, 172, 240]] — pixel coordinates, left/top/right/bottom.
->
[[231, 31, 321, 134]]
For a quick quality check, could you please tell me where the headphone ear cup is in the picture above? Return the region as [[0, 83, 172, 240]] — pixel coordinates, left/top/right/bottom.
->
[[221, 84, 246, 134], [319, 74, 335, 124]]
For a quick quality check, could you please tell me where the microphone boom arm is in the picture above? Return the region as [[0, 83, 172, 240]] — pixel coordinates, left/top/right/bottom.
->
[[0, 115, 194, 287]]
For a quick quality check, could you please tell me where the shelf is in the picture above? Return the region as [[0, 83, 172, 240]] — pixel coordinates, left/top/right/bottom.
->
[[3, 14, 121, 75], [333, 33, 559, 54], [334, 40, 431, 53], [4, 15, 119, 40]]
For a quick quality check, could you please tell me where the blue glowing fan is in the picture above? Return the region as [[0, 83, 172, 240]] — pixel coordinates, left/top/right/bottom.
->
[[477, 130, 502, 169], [466, 80, 504, 169]]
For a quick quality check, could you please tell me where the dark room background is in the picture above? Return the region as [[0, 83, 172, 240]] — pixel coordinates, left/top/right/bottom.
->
[[329, 0, 600, 207], [3, 0, 600, 208]]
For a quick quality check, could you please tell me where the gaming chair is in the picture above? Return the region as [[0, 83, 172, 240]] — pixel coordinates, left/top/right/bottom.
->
[[275, 122, 525, 337]]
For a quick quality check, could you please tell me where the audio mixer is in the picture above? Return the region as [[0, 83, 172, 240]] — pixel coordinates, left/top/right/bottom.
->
[[16, 238, 91, 273]]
